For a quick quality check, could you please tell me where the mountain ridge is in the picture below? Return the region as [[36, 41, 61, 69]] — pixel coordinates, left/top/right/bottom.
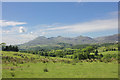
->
[[20, 34, 118, 48]]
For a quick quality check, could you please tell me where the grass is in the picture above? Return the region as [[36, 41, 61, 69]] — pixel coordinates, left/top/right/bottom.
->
[[89, 51, 118, 55], [97, 44, 118, 52], [99, 51, 118, 55], [0, 63, 1, 79], [2, 62, 118, 78], [1, 51, 72, 61], [2, 51, 118, 78]]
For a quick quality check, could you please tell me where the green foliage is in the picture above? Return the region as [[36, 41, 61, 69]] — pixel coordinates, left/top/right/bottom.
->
[[2, 45, 19, 52], [10, 72, 15, 77], [18, 43, 118, 62], [95, 50, 98, 56]]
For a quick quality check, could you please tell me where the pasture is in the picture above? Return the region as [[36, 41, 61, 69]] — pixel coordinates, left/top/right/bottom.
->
[[2, 62, 118, 78], [2, 51, 118, 78]]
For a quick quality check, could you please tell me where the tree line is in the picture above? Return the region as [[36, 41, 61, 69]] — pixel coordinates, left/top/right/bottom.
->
[[0, 43, 19, 52], [20, 46, 104, 60]]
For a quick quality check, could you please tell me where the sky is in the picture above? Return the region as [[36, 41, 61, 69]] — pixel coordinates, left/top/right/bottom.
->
[[1, 2, 118, 45], [2, 0, 120, 2]]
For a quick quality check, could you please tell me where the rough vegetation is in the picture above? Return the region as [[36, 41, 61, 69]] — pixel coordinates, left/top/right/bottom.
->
[[1, 42, 118, 78]]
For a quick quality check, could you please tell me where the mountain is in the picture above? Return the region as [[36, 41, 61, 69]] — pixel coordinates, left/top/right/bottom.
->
[[21, 35, 97, 46], [94, 34, 118, 43], [19, 34, 118, 49]]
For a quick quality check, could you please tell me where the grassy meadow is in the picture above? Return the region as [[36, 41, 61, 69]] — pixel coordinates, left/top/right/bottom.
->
[[2, 50, 118, 78], [2, 61, 118, 78]]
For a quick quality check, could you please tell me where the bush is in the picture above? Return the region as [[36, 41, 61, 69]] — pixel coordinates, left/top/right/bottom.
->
[[20, 61, 24, 64], [67, 60, 71, 64], [99, 59, 103, 62], [72, 63, 76, 65], [53, 60, 57, 63], [44, 68, 49, 72], [13, 62, 17, 66], [10, 67, 15, 71], [10, 72, 15, 77], [93, 59, 97, 62], [27, 65, 30, 67]]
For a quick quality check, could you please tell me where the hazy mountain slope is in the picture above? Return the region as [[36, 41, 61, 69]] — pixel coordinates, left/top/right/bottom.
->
[[21, 35, 97, 46], [74, 36, 98, 44], [19, 34, 118, 49], [94, 34, 118, 43]]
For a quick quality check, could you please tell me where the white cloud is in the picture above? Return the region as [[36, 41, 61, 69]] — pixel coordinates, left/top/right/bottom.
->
[[19, 26, 25, 33], [2, 30, 10, 33], [30, 32, 33, 34], [0, 20, 27, 27], [2, 33, 38, 45], [41, 32, 46, 36], [44, 18, 117, 33], [2, 26, 27, 34], [45, 26, 68, 31], [78, 0, 82, 2], [19, 34, 38, 40]]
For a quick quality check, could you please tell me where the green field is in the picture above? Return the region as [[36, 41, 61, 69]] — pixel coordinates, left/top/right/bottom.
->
[[2, 51, 118, 78], [2, 62, 118, 78], [2, 63, 118, 78], [99, 51, 118, 55]]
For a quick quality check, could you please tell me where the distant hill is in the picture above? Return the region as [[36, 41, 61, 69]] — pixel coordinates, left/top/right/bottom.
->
[[19, 34, 118, 49], [21, 35, 97, 46], [94, 34, 118, 43]]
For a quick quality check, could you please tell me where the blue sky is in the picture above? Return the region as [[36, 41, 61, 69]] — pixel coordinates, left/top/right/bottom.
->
[[1, 2, 118, 44]]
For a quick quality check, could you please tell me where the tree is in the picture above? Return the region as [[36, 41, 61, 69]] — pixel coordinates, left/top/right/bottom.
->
[[1, 43, 6, 51], [95, 50, 98, 56], [15, 46, 19, 52], [2, 45, 19, 52]]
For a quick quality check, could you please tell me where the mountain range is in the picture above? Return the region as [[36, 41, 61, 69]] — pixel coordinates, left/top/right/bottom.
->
[[19, 34, 118, 49]]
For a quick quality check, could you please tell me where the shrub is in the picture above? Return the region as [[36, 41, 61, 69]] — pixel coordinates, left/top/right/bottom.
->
[[86, 59, 89, 62], [53, 60, 57, 63], [67, 60, 71, 64], [94, 59, 97, 62], [73, 59, 79, 63], [72, 63, 76, 65], [13, 62, 17, 66], [10, 67, 15, 71], [99, 59, 103, 62], [27, 65, 30, 67], [20, 61, 24, 64], [80, 60, 83, 63], [44, 68, 49, 72], [11, 72, 15, 77], [42, 60, 46, 63], [89, 59, 93, 62]]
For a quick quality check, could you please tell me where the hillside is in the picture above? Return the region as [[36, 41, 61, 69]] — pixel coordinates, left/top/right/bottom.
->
[[19, 34, 118, 49], [94, 34, 118, 43]]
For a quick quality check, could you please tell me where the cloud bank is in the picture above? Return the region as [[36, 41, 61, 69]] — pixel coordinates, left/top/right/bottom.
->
[[39, 18, 117, 34], [0, 20, 27, 27]]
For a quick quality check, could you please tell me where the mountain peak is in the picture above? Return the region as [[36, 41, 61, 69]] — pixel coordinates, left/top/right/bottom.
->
[[36, 36, 46, 39], [57, 36, 63, 37], [20, 34, 118, 47]]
